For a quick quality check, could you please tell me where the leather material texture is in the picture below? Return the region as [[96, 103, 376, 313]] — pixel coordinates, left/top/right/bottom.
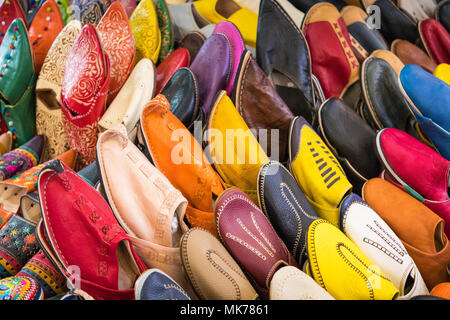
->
[[61, 24, 110, 168], [375, 128, 450, 238], [0, 18, 36, 148], [130, 0, 161, 64], [71, 0, 111, 26], [155, 48, 190, 95], [398, 0, 436, 22], [36, 20, 82, 162], [302, 3, 360, 101], [289, 116, 352, 227], [257, 161, 319, 267], [97, 1, 136, 104], [135, 269, 190, 300], [37, 160, 147, 300], [369, 49, 404, 75], [180, 228, 258, 300], [362, 178, 450, 291], [206, 91, 269, 204], [269, 266, 334, 300], [361, 57, 418, 139], [419, 18, 450, 64], [232, 50, 294, 162], [96, 124, 194, 297], [213, 21, 245, 96], [0, 131, 12, 156], [190, 33, 231, 118], [28, 0, 63, 74], [179, 31, 207, 62], [98, 58, 155, 140], [318, 98, 380, 192], [287, 0, 347, 12], [360, 0, 419, 45], [215, 188, 298, 299], [0, 0, 26, 47], [0, 214, 39, 278], [257, 0, 314, 122], [193, 0, 257, 47], [434, 63, 450, 84], [341, 5, 388, 60], [436, 0, 450, 33], [140, 95, 225, 236], [306, 218, 399, 300], [340, 194, 429, 299], [399, 64, 450, 159], [430, 282, 450, 300], [155, 0, 175, 63], [168, 3, 214, 43], [391, 39, 437, 74], [160, 67, 199, 128]]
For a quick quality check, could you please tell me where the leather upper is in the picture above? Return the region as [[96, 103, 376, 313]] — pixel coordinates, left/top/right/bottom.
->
[[206, 91, 269, 204], [369, 49, 404, 75], [318, 97, 380, 192], [397, 0, 436, 22], [419, 18, 450, 65], [168, 2, 213, 43], [135, 269, 190, 300], [341, 5, 388, 61], [436, 0, 450, 34], [37, 160, 147, 300], [434, 63, 450, 85], [269, 266, 334, 300], [180, 227, 258, 300], [28, 0, 63, 74], [71, 0, 111, 26], [155, 47, 190, 95], [232, 50, 294, 162], [36, 20, 82, 162], [0, 0, 26, 47], [289, 116, 352, 227], [391, 39, 437, 74], [215, 188, 298, 299], [302, 3, 359, 100], [96, 124, 194, 297], [97, 1, 136, 104], [361, 57, 418, 138], [61, 24, 110, 167], [399, 64, 450, 159], [362, 178, 450, 290], [340, 194, 429, 299], [98, 58, 155, 140], [306, 218, 399, 300], [360, 0, 419, 45], [130, 0, 161, 64], [376, 128, 450, 238], [190, 33, 231, 118], [155, 0, 175, 63], [257, 0, 314, 122], [287, 0, 347, 12], [212, 21, 245, 96], [140, 94, 225, 236], [0, 18, 36, 148], [160, 67, 198, 128], [257, 161, 319, 267]]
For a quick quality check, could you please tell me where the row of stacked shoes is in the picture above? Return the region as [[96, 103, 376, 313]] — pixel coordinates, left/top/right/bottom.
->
[[0, 0, 448, 300]]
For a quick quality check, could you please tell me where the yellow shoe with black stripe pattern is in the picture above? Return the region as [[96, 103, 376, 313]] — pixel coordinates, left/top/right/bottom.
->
[[288, 116, 352, 227]]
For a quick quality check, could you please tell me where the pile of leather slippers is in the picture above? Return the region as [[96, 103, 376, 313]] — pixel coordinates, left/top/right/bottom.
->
[[0, 0, 448, 301]]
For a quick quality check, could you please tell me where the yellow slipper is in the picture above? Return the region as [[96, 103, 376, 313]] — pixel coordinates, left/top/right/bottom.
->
[[130, 0, 161, 64], [193, 0, 257, 47], [288, 116, 352, 227], [434, 63, 450, 85]]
